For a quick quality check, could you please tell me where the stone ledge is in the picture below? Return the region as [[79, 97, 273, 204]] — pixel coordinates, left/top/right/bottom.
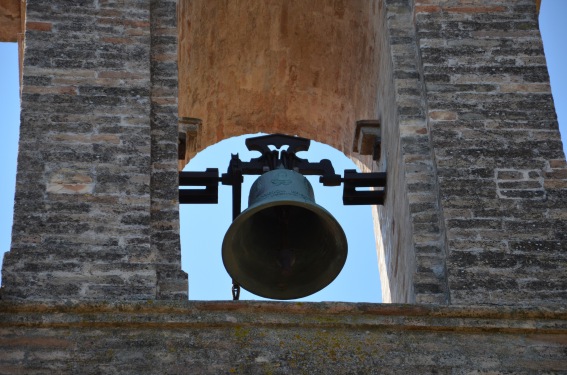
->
[[1, 301, 566, 373], [1, 301, 565, 334]]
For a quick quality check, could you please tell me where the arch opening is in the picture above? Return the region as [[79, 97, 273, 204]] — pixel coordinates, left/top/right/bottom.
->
[[176, 0, 385, 302], [180, 134, 381, 302]]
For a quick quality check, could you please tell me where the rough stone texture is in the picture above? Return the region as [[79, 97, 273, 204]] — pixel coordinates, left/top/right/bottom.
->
[[149, 0, 187, 300], [414, 0, 567, 306], [373, 0, 450, 304], [1, 0, 187, 300], [0, 301, 565, 374], [178, 0, 382, 155], [0, 0, 21, 42], [0, 0, 566, 373], [1, 0, 564, 310]]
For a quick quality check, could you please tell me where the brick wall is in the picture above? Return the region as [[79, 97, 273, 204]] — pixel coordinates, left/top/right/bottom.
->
[[1, 0, 565, 308], [149, 0, 187, 300], [370, 0, 567, 306], [375, 0, 450, 304], [414, 0, 567, 305], [1, 0, 186, 300]]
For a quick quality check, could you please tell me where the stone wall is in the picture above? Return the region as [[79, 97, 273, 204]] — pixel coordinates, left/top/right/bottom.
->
[[1, 0, 565, 309], [0, 0, 566, 373], [372, 0, 567, 307], [1, 0, 187, 300], [149, 0, 187, 300], [0, 301, 565, 374], [414, 0, 567, 306], [373, 0, 450, 305]]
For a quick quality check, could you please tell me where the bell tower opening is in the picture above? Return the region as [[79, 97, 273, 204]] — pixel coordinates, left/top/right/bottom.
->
[[180, 134, 381, 302], [177, 0, 385, 301]]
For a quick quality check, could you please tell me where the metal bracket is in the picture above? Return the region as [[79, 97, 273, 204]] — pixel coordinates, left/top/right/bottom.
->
[[179, 168, 220, 204], [179, 133, 387, 206], [342, 169, 386, 205]]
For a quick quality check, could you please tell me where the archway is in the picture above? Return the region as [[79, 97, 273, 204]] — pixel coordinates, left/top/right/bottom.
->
[[176, 0, 384, 301], [180, 134, 381, 302]]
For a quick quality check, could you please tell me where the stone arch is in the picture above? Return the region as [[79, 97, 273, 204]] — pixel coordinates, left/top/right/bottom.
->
[[177, 0, 382, 160], [175, 0, 402, 302], [175, 0, 421, 304]]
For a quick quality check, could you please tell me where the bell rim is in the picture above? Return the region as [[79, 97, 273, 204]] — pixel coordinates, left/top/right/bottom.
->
[[222, 199, 348, 300]]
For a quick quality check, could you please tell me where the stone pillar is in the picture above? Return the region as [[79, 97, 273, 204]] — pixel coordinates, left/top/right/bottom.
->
[[1, 0, 187, 300], [357, 0, 566, 306], [412, 0, 567, 305]]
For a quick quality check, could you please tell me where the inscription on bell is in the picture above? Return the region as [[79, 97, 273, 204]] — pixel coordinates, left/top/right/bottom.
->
[[255, 190, 312, 204], [271, 171, 292, 186]]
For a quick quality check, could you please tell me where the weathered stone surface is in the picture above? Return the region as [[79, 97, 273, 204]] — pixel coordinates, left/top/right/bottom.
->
[[1, 0, 187, 301], [0, 301, 565, 374], [178, 0, 382, 155], [149, 0, 186, 300], [379, 0, 449, 304], [0, 0, 22, 42], [414, 0, 567, 306]]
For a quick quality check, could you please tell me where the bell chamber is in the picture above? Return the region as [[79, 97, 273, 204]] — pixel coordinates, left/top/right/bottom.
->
[[222, 168, 348, 300]]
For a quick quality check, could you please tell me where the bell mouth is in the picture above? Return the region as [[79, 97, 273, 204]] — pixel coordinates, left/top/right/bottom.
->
[[222, 169, 347, 300]]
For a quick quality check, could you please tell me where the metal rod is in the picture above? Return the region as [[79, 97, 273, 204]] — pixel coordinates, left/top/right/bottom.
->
[[230, 156, 243, 301]]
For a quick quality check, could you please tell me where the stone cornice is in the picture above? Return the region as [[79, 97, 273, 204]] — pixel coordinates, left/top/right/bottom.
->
[[1, 301, 565, 335]]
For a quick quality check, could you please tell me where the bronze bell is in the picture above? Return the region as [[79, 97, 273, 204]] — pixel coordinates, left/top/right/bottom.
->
[[222, 168, 348, 300]]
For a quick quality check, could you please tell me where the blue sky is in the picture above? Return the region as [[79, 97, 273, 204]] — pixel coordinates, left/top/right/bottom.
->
[[0, 1, 566, 302]]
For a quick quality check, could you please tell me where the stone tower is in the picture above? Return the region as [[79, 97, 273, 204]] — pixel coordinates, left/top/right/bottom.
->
[[0, 0, 566, 373]]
